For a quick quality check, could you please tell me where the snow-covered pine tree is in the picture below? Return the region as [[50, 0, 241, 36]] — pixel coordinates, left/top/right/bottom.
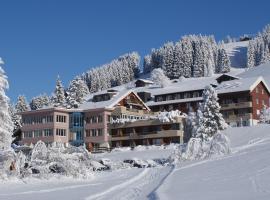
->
[[260, 105, 270, 123], [181, 36, 193, 77], [30, 94, 51, 110], [160, 42, 175, 79], [173, 41, 184, 78], [0, 58, 13, 150], [185, 108, 198, 141], [192, 39, 205, 77], [15, 95, 30, 112], [196, 85, 227, 141], [247, 40, 255, 68], [52, 76, 66, 107], [151, 68, 170, 88], [143, 55, 153, 74], [217, 48, 231, 73], [81, 52, 140, 93], [66, 76, 89, 108], [8, 103, 21, 130]]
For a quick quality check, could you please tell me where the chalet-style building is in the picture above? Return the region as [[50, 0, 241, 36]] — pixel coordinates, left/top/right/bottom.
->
[[216, 76, 270, 126], [18, 73, 270, 150]]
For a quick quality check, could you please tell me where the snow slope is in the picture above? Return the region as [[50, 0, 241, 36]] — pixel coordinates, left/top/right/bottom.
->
[[1, 125, 270, 200], [156, 125, 270, 200], [224, 41, 249, 68]]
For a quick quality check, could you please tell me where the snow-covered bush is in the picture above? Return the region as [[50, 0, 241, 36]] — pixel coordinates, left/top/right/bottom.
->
[[259, 105, 270, 123], [14, 141, 97, 179], [157, 110, 184, 122], [151, 68, 170, 88], [181, 132, 231, 160]]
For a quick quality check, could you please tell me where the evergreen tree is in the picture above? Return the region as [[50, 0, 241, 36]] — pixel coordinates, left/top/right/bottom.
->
[[66, 76, 90, 108], [247, 40, 255, 68], [52, 76, 66, 107], [181, 36, 193, 77], [151, 68, 170, 88], [217, 48, 231, 73], [185, 108, 198, 141], [0, 58, 13, 150], [161, 42, 176, 79], [192, 39, 204, 77], [196, 85, 227, 141], [8, 103, 21, 130], [30, 94, 51, 110], [15, 95, 30, 112], [143, 55, 153, 74]]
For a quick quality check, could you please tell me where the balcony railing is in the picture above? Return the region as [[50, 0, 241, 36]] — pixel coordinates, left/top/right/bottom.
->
[[223, 113, 252, 120], [220, 102, 252, 110]]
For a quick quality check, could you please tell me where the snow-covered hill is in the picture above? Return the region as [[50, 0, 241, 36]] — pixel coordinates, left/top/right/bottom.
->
[[1, 124, 270, 200], [224, 41, 249, 68]]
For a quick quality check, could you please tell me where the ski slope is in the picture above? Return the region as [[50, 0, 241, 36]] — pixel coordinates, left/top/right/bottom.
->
[[1, 125, 270, 200], [224, 41, 249, 68]]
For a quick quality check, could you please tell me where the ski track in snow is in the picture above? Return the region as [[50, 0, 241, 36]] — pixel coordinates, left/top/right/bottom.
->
[[85, 168, 150, 200], [0, 183, 102, 196]]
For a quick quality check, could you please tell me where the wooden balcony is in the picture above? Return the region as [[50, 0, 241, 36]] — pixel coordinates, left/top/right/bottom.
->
[[223, 113, 252, 121], [220, 102, 252, 111], [110, 130, 183, 141]]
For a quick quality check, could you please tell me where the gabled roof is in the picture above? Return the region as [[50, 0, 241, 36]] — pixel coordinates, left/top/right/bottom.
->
[[216, 74, 240, 83], [135, 79, 154, 84], [79, 90, 150, 111], [216, 76, 270, 94]]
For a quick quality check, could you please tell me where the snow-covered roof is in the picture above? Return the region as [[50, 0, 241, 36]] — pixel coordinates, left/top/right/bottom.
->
[[135, 79, 154, 84], [216, 73, 240, 81], [135, 76, 217, 96], [79, 89, 150, 111], [216, 76, 270, 94], [146, 97, 203, 107]]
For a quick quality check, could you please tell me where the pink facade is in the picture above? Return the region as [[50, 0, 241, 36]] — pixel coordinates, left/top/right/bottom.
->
[[21, 108, 70, 146], [84, 108, 112, 149]]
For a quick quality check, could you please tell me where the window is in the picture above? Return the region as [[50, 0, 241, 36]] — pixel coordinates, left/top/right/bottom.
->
[[156, 96, 163, 102], [166, 95, 173, 100], [193, 92, 200, 98], [23, 131, 32, 138], [34, 130, 42, 137], [262, 89, 264, 94], [56, 129, 66, 136], [97, 129, 103, 136], [256, 87, 259, 93], [86, 129, 91, 137], [262, 99, 265, 105], [91, 129, 97, 137], [256, 98, 259, 104], [98, 115, 103, 123], [184, 93, 190, 98], [175, 93, 181, 99], [44, 129, 53, 137], [56, 115, 66, 123]]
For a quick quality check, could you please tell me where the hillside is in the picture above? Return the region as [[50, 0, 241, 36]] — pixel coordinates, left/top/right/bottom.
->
[[1, 124, 270, 200], [224, 41, 249, 68]]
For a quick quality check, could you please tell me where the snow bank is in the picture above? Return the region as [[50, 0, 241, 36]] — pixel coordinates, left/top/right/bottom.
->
[[181, 132, 231, 161], [14, 141, 96, 179], [0, 150, 16, 180]]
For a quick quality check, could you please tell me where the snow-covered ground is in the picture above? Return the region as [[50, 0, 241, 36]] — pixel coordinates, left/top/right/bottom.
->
[[224, 41, 249, 68], [1, 124, 270, 200]]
